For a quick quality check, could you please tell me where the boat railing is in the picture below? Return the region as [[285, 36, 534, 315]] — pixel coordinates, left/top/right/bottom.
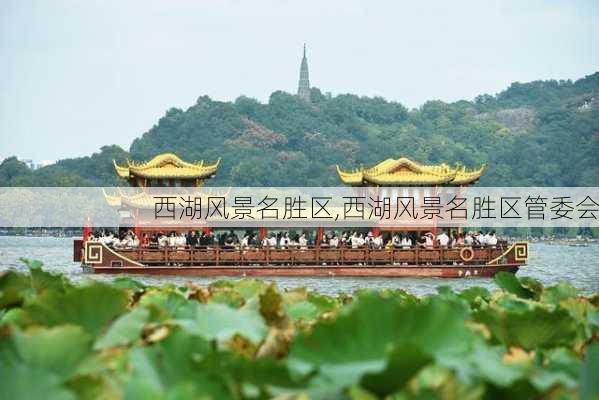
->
[[109, 243, 508, 267]]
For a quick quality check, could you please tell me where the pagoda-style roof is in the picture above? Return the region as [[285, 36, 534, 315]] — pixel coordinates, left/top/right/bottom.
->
[[336, 157, 485, 186], [113, 153, 220, 180]]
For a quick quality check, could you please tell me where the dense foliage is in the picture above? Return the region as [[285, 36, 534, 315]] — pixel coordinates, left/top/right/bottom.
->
[[1, 260, 597, 399], [1, 73, 598, 187]]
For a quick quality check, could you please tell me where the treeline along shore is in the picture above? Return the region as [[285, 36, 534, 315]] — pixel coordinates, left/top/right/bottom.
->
[[1, 72, 597, 188]]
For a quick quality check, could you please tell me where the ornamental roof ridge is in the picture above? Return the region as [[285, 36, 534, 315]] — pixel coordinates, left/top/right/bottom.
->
[[336, 157, 485, 186], [113, 153, 221, 180]]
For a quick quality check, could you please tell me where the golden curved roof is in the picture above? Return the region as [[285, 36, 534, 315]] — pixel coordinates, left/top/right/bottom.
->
[[336, 157, 485, 186], [113, 153, 220, 179]]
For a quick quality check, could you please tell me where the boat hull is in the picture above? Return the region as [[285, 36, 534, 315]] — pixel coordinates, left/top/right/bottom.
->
[[77, 240, 527, 278], [89, 264, 519, 278]]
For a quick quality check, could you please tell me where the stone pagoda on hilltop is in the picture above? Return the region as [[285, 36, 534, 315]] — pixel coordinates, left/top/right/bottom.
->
[[297, 44, 311, 102]]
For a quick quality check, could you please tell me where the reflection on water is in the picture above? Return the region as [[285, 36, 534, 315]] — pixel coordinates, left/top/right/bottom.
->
[[0, 236, 597, 296]]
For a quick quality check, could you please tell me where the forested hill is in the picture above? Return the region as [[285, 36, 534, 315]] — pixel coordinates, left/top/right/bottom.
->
[[2, 72, 598, 186]]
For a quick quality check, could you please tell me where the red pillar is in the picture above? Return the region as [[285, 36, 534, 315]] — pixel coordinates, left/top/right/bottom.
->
[[259, 227, 267, 240], [316, 227, 325, 246], [82, 216, 92, 242]]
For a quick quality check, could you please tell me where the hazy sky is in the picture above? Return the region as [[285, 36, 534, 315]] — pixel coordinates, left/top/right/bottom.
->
[[1, 0, 598, 162]]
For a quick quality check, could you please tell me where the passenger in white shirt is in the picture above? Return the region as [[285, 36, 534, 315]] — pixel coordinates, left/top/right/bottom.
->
[[365, 232, 373, 247], [423, 233, 434, 248], [487, 231, 498, 247], [482, 232, 491, 246], [101, 232, 114, 246], [329, 235, 339, 248], [299, 233, 308, 249], [373, 235, 384, 249], [437, 231, 450, 247], [350, 232, 359, 249], [241, 235, 249, 249], [356, 234, 366, 248], [167, 232, 177, 248], [279, 233, 289, 248], [465, 232, 474, 245], [476, 231, 485, 246], [268, 235, 277, 247], [120, 235, 131, 248], [176, 233, 187, 248], [124, 234, 134, 248], [131, 235, 140, 248], [158, 234, 168, 248]]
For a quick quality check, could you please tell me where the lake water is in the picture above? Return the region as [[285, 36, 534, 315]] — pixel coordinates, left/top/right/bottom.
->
[[0, 236, 597, 296]]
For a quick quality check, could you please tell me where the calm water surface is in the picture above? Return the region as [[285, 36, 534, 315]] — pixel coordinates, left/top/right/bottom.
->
[[0, 236, 597, 296]]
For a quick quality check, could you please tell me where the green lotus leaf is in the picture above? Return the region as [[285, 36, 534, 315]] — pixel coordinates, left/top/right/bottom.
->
[[287, 301, 319, 322], [124, 347, 229, 400], [209, 280, 235, 289], [210, 288, 246, 308], [541, 282, 579, 305], [348, 385, 378, 400], [580, 342, 599, 400], [288, 294, 471, 394], [0, 362, 77, 400], [438, 339, 529, 390], [24, 282, 129, 337], [0, 287, 25, 311], [360, 343, 432, 397], [66, 375, 121, 400], [588, 309, 599, 328], [288, 294, 403, 391], [30, 267, 70, 295], [259, 284, 286, 326], [494, 272, 536, 299], [529, 348, 580, 392], [139, 288, 186, 322], [459, 286, 491, 306], [122, 329, 230, 400], [0, 307, 33, 327], [111, 277, 147, 291], [519, 277, 544, 298], [435, 286, 471, 309], [74, 345, 129, 378], [233, 279, 269, 300], [12, 325, 92, 379], [406, 364, 486, 400], [556, 298, 597, 347], [197, 350, 307, 393], [176, 302, 267, 343], [0, 270, 31, 309], [307, 292, 339, 314], [479, 378, 540, 400], [474, 294, 577, 350], [1, 266, 597, 399], [94, 307, 150, 349], [282, 287, 309, 305], [18, 257, 44, 270], [0, 325, 91, 400]]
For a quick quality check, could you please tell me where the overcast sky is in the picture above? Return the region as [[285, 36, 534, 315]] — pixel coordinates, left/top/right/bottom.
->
[[1, 0, 598, 162]]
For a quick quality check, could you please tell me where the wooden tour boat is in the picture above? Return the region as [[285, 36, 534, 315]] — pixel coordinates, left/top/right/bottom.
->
[[75, 240, 528, 278], [74, 153, 528, 278]]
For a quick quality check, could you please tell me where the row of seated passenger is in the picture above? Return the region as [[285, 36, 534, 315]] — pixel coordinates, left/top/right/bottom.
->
[[89, 229, 500, 249]]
